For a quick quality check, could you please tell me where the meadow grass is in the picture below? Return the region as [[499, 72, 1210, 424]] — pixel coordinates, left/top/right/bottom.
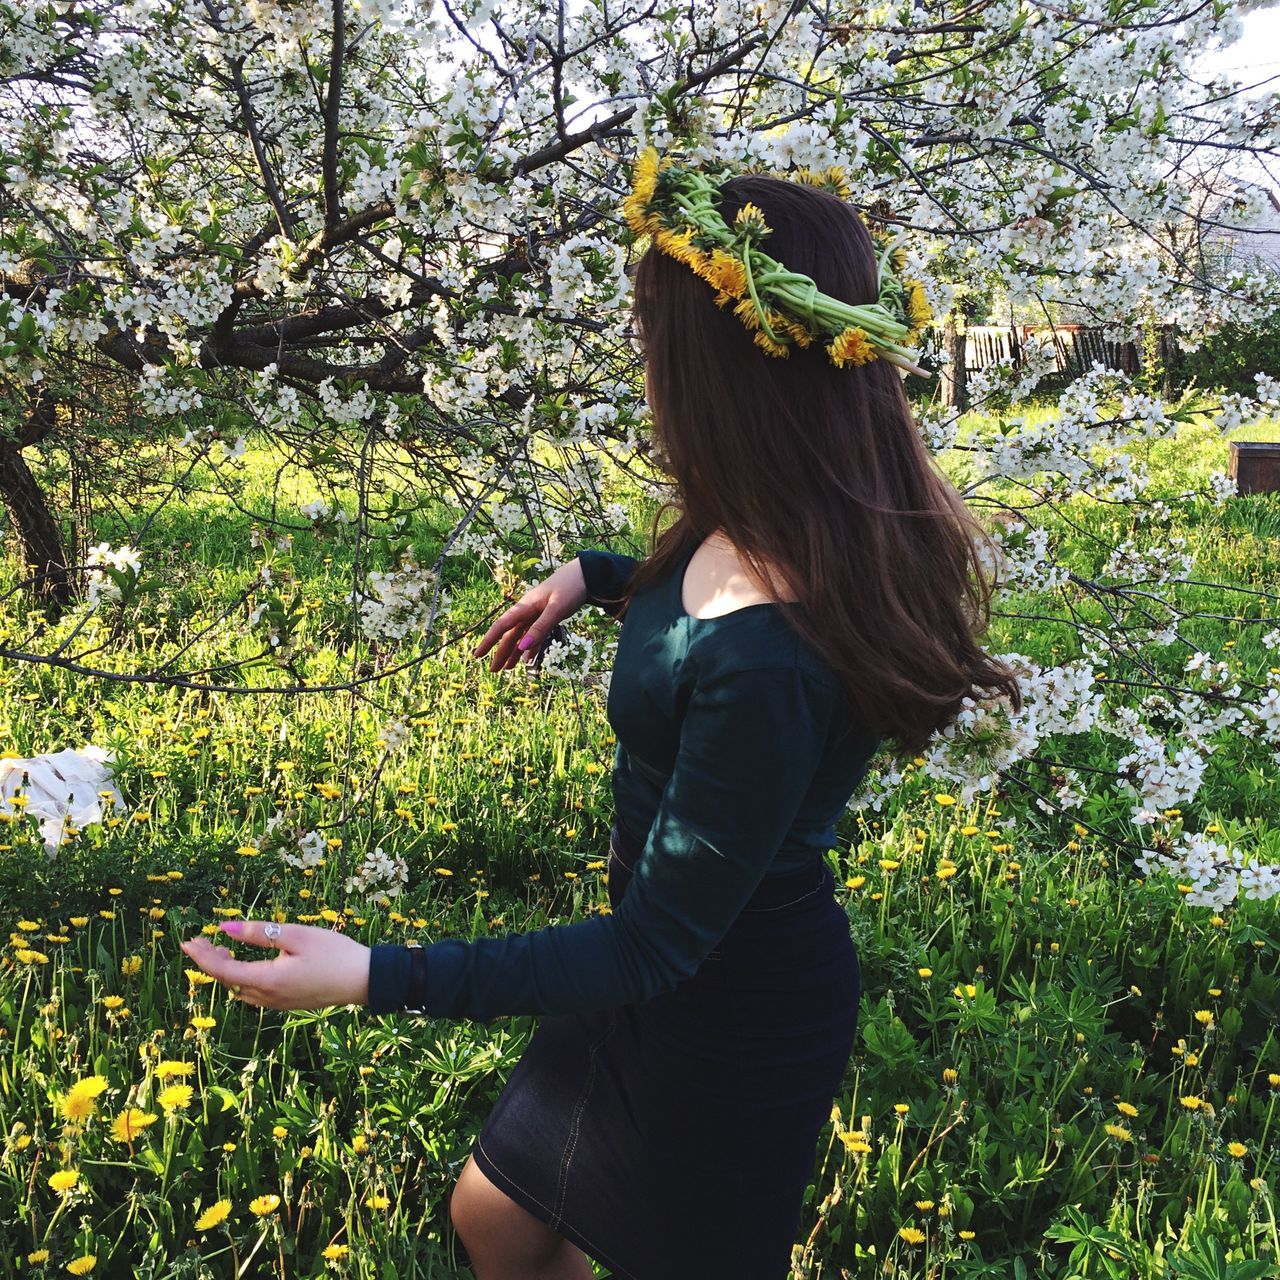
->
[[0, 402, 1277, 1278]]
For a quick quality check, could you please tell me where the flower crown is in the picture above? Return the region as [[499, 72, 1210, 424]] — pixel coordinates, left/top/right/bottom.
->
[[623, 146, 932, 376]]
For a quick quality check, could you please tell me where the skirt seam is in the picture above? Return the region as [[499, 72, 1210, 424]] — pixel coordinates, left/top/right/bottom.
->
[[553, 1007, 621, 1226], [472, 1132, 638, 1280]]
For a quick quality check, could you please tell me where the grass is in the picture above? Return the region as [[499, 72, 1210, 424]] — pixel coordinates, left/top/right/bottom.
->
[[0, 397, 1277, 1278]]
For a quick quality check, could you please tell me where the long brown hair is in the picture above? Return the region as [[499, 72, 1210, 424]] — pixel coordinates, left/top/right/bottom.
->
[[613, 172, 1022, 760]]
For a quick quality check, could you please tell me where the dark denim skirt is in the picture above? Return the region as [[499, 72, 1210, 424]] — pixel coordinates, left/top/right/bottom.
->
[[468, 821, 861, 1279]]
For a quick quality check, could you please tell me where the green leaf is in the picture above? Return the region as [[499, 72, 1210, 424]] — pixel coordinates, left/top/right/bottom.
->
[[861, 1013, 918, 1066], [206, 1085, 239, 1114]]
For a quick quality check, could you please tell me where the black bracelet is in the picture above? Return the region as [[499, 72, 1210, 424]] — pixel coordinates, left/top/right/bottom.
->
[[405, 945, 428, 1015]]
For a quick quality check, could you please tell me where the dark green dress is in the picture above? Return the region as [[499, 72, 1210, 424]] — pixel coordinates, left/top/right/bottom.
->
[[371, 537, 880, 1279], [368, 539, 880, 1016]]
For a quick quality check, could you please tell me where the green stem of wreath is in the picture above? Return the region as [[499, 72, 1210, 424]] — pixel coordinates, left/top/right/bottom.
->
[[741, 243, 780, 342]]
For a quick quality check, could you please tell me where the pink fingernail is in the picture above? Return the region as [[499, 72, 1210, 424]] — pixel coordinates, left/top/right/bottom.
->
[[221, 920, 244, 935], [517, 634, 535, 651]]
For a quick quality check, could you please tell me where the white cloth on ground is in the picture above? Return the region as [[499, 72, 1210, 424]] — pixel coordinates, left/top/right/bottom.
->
[[0, 745, 125, 852]]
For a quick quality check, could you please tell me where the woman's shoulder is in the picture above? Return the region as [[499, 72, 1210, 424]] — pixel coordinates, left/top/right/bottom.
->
[[690, 616, 844, 694]]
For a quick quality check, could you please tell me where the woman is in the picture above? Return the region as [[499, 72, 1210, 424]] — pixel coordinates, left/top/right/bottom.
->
[[181, 163, 1021, 1279]]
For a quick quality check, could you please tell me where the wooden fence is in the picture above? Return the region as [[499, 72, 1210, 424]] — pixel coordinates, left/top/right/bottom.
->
[[963, 324, 1168, 374]]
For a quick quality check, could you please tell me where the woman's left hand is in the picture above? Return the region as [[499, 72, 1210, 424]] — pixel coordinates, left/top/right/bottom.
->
[[180, 920, 371, 1011]]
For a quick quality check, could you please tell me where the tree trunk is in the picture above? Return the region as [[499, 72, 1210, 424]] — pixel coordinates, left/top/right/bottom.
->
[[940, 311, 968, 410], [1160, 324, 1179, 400], [0, 393, 73, 609]]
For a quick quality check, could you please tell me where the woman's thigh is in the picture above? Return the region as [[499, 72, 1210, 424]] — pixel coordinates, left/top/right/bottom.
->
[[450, 1153, 569, 1263]]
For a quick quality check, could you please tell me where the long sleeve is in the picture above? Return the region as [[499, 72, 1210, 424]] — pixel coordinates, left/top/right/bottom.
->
[[576, 549, 639, 618], [366, 663, 838, 1021]]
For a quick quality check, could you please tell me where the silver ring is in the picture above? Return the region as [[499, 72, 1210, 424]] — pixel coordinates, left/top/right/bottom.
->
[[264, 921, 282, 941]]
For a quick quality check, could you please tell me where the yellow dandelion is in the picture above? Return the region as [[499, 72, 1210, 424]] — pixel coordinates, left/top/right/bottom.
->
[[752, 329, 791, 358], [120, 955, 141, 976], [250, 1193, 281, 1217], [792, 164, 851, 199], [1104, 1123, 1132, 1142], [622, 147, 662, 237], [27, 1251, 49, 1264], [828, 325, 876, 368], [898, 1226, 926, 1245], [942, 1068, 958, 1085], [154, 1060, 194, 1079], [1116, 1101, 1139, 1117], [365, 1193, 391, 1210], [820, 166, 852, 199], [48, 1168, 80, 1193], [1194, 1009, 1214, 1026], [959, 1230, 976, 1241], [323, 1244, 350, 1261], [655, 225, 700, 268], [905, 280, 932, 335], [111, 1108, 158, 1142], [61, 1075, 108, 1121], [16, 948, 48, 964], [733, 202, 770, 235], [69, 1074, 108, 1099], [918, 967, 933, 978], [1227, 1141, 1247, 1158], [1180, 1096, 1204, 1110], [915, 1199, 935, 1211], [773, 312, 814, 347], [732, 297, 763, 333], [699, 248, 748, 299], [934, 793, 956, 805], [893, 1103, 910, 1115], [195, 1199, 232, 1231], [190, 1015, 216, 1030], [156, 1084, 194, 1112], [66, 1256, 96, 1276], [61, 1094, 95, 1124]]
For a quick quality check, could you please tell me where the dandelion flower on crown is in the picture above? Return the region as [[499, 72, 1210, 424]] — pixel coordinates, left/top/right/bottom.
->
[[622, 145, 930, 377]]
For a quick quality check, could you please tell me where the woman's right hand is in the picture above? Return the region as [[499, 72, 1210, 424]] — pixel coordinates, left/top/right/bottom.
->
[[472, 557, 591, 672]]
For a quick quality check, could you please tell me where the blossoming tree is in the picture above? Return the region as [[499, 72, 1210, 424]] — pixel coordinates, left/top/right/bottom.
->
[[1, 0, 1279, 907]]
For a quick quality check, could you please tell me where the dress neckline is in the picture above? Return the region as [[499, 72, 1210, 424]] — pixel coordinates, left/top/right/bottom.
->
[[673, 536, 791, 624]]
